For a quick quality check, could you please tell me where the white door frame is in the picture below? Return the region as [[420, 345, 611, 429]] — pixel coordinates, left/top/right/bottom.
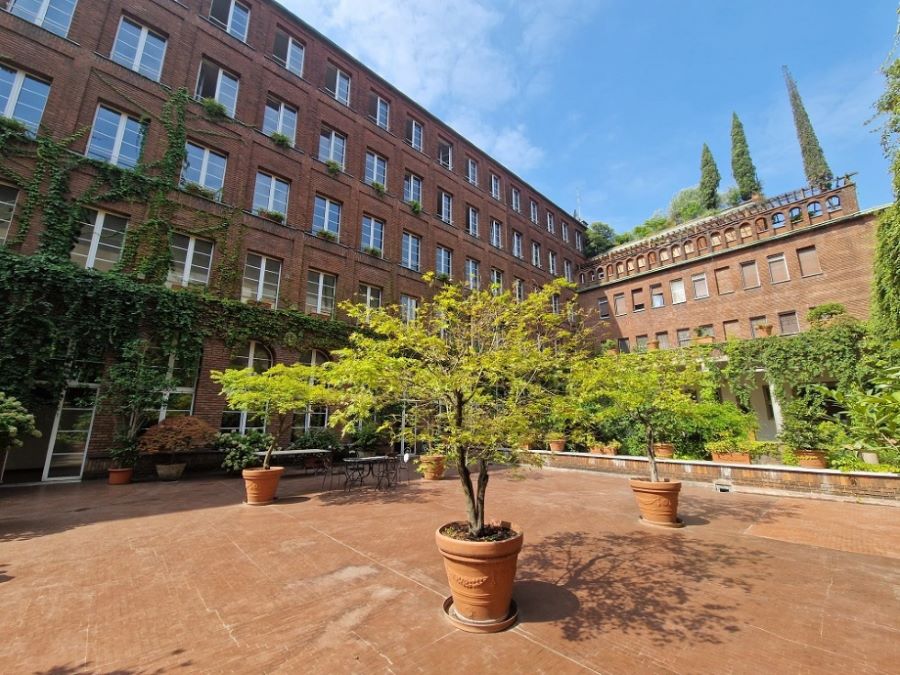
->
[[40, 382, 99, 482]]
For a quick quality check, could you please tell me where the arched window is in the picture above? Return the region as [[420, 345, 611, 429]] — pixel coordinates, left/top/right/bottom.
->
[[221, 341, 273, 434], [808, 201, 822, 218], [826, 195, 841, 211], [739, 223, 752, 239], [710, 231, 722, 246], [756, 217, 769, 233], [789, 206, 802, 223], [659, 248, 670, 262], [626, 258, 635, 273], [648, 251, 657, 265], [772, 213, 785, 229], [636, 255, 646, 270], [671, 244, 682, 258], [606, 264, 614, 279], [697, 236, 708, 252], [596, 267, 605, 280], [580, 273, 586, 284], [683, 240, 694, 254], [616, 261, 624, 275], [293, 349, 330, 436], [724, 227, 737, 243]]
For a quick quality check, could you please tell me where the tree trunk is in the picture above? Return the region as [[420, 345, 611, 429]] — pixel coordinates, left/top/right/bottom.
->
[[646, 426, 659, 483], [474, 457, 489, 535], [452, 392, 480, 536]]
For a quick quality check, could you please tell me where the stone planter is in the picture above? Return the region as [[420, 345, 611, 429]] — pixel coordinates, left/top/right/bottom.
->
[[155, 463, 186, 481], [629, 478, 682, 527], [711, 452, 751, 464], [860, 451, 880, 465], [651, 442, 674, 459]]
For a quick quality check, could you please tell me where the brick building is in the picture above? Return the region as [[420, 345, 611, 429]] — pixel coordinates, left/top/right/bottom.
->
[[0, 0, 585, 482]]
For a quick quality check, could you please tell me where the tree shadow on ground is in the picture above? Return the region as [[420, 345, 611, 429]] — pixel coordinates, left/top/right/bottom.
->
[[33, 649, 192, 674], [677, 491, 801, 528], [0, 565, 11, 583], [518, 529, 771, 645], [315, 482, 437, 507]]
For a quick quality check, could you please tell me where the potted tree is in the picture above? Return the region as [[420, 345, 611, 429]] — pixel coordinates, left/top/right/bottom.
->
[[706, 436, 751, 464], [0, 392, 41, 477], [545, 430, 566, 453], [138, 416, 217, 480], [323, 276, 588, 632], [217, 431, 275, 475], [778, 397, 829, 468]]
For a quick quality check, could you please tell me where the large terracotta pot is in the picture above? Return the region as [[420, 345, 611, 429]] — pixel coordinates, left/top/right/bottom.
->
[[711, 452, 751, 464], [652, 442, 674, 458], [242, 466, 285, 505], [436, 521, 523, 633], [548, 439, 566, 453], [629, 478, 682, 527], [418, 455, 445, 480], [794, 449, 827, 469], [156, 463, 186, 481], [108, 467, 133, 485]]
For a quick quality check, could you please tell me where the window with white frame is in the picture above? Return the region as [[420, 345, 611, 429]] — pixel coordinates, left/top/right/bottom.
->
[[196, 59, 239, 117], [70, 209, 128, 271], [252, 171, 289, 219], [399, 294, 417, 322], [306, 270, 336, 316], [691, 272, 709, 299], [551, 294, 561, 314], [181, 142, 227, 197], [401, 231, 421, 271], [768, 253, 790, 283], [575, 230, 583, 252], [241, 253, 281, 306], [490, 267, 503, 292], [670, 278, 687, 304], [292, 349, 330, 434], [512, 230, 523, 258], [511, 187, 521, 212], [563, 259, 573, 282], [740, 261, 761, 289], [364, 151, 387, 187], [167, 233, 213, 287], [273, 29, 305, 77], [262, 96, 297, 145], [561, 222, 569, 243], [546, 212, 555, 233], [85, 105, 145, 169], [9, 0, 77, 37], [531, 241, 542, 268], [437, 140, 452, 169], [0, 185, 18, 243], [466, 205, 479, 237], [318, 127, 346, 168], [490, 219, 503, 248], [778, 311, 800, 336], [650, 284, 665, 308], [111, 17, 167, 81], [221, 341, 271, 433], [358, 283, 382, 308], [466, 158, 478, 185], [360, 215, 384, 254], [465, 258, 480, 289], [312, 195, 341, 237], [148, 349, 199, 423], [406, 118, 423, 151], [436, 245, 453, 277], [514, 278, 525, 302], [530, 200, 539, 223], [438, 190, 453, 224], [0, 66, 50, 135], [209, 0, 250, 42], [368, 92, 390, 129], [491, 173, 501, 200], [404, 172, 422, 204], [597, 297, 610, 318], [324, 64, 351, 105], [548, 251, 558, 275]]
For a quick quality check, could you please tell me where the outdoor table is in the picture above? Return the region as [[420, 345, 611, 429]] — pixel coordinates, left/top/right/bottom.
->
[[343, 455, 395, 490], [254, 448, 331, 476]]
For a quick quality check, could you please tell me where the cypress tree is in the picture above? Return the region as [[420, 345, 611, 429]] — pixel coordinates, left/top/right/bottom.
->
[[783, 66, 833, 186], [699, 143, 720, 210], [730, 112, 762, 201]]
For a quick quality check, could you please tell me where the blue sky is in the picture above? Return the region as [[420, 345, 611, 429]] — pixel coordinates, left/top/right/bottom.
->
[[287, 0, 897, 232]]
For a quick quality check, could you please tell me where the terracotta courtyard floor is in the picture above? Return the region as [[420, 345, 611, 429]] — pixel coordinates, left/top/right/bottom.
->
[[1, 467, 898, 674]]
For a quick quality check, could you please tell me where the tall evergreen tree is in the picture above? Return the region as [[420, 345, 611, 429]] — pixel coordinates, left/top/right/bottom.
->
[[699, 143, 720, 210], [730, 113, 762, 201], [783, 66, 833, 186]]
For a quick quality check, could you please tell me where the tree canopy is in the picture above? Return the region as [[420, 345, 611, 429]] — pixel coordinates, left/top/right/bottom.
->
[[699, 143, 721, 211], [784, 66, 833, 186], [583, 221, 616, 257], [730, 112, 762, 200]]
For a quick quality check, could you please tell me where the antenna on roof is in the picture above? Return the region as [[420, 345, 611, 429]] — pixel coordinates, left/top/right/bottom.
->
[[574, 188, 582, 220]]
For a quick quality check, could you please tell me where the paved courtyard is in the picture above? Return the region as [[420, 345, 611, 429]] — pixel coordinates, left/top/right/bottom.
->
[[1, 467, 898, 674]]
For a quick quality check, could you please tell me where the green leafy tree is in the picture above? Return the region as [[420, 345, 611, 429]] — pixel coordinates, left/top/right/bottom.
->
[[584, 221, 616, 257], [668, 187, 706, 224], [784, 66, 833, 186], [721, 186, 743, 207], [323, 277, 590, 537], [0, 392, 41, 454], [730, 112, 762, 200], [699, 143, 721, 211]]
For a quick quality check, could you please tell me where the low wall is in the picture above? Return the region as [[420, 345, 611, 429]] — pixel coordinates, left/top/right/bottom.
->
[[538, 451, 900, 501]]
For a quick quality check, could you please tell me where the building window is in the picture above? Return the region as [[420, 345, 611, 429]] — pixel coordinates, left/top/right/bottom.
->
[[617, 338, 631, 354], [209, 0, 250, 42], [740, 261, 760, 289], [597, 297, 610, 318], [168, 233, 213, 287], [546, 212, 555, 233], [670, 278, 686, 304], [324, 64, 351, 105], [196, 59, 239, 118], [684, 241, 695, 255], [797, 246, 822, 277], [564, 259, 573, 282], [696, 236, 708, 252], [655, 332, 670, 349], [691, 272, 709, 299], [723, 320, 740, 340], [551, 294, 561, 315], [512, 231, 523, 258], [252, 171, 289, 219], [262, 96, 297, 146], [181, 142, 226, 198], [306, 270, 336, 316], [491, 173, 501, 200], [438, 191, 453, 224], [561, 222, 570, 243], [514, 278, 526, 302], [772, 212, 785, 229], [312, 195, 341, 238], [360, 215, 384, 255], [511, 187, 521, 212], [150, 350, 199, 423], [547, 251, 557, 275], [221, 341, 271, 433], [0, 66, 50, 136], [401, 231, 421, 271], [650, 284, 664, 308], [714, 267, 733, 294], [634, 335, 648, 352], [490, 219, 503, 248], [85, 106, 145, 169], [364, 151, 387, 187], [466, 158, 478, 185], [318, 127, 346, 169], [613, 293, 626, 316], [530, 200, 539, 224], [767, 253, 790, 284], [750, 316, 769, 338], [437, 140, 453, 169], [575, 231, 583, 252], [531, 242, 542, 268], [778, 311, 800, 335], [762, 384, 775, 420], [659, 249, 670, 263], [710, 232, 722, 246], [465, 258, 480, 289], [404, 172, 422, 204], [626, 259, 635, 273], [676, 328, 691, 348], [406, 118, 423, 151], [724, 228, 737, 243], [826, 195, 841, 211], [272, 29, 304, 76], [292, 349, 330, 435], [632, 288, 645, 312], [739, 224, 753, 239], [70, 209, 127, 271], [9, 0, 77, 37], [436, 245, 453, 277], [399, 294, 417, 322], [616, 262, 624, 276], [490, 268, 503, 292], [369, 93, 390, 130], [807, 201, 822, 218], [672, 244, 682, 259], [466, 206, 479, 237], [241, 253, 281, 307], [111, 17, 167, 81], [789, 206, 803, 223], [358, 283, 382, 308], [0, 185, 18, 243]]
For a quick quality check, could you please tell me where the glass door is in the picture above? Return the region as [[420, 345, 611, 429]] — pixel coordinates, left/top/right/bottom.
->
[[41, 385, 98, 481]]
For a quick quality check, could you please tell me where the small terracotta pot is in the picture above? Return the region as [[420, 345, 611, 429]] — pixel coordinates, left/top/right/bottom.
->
[[590, 445, 617, 455], [646, 340, 660, 351], [548, 439, 566, 453], [242, 466, 285, 505], [629, 478, 681, 526], [711, 452, 751, 464], [694, 335, 714, 345], [418, 455, 446, 480], [156, 463, 186, 481], [436, 521, 523, 631], [757, 324, 774, 337], [652, 442, 674, 458], [108, 467, 133, 485], [794, 449, 827, 469]]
